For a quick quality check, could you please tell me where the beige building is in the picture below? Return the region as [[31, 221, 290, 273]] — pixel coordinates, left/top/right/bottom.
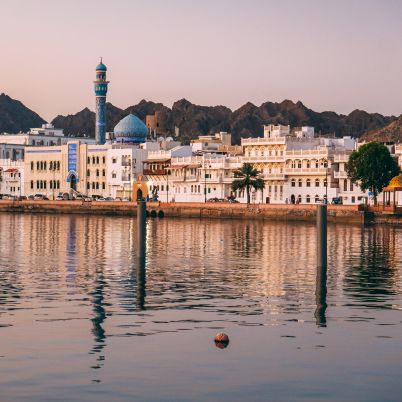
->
[[24, 141, 111, 198]]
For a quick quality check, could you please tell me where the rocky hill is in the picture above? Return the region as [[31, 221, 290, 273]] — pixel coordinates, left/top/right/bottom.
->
[[0, 92, 398, 143], [0, 93, 46, 133], [361, 115, 402, 143], [50, 99, 397, 144]]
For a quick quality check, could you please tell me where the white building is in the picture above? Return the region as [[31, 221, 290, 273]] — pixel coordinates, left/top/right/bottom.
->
[[0, 159, 24, 197], [0, 124, 95, 147]]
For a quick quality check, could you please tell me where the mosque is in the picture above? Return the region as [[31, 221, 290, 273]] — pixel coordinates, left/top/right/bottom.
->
[[94, 58, 148, 145]]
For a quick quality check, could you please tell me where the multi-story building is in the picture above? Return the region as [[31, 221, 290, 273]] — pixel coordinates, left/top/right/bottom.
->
[[0, 159, 24, 197]]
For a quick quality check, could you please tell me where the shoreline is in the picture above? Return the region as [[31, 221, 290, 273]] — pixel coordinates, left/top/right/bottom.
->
[[0, 200, 379, 224]]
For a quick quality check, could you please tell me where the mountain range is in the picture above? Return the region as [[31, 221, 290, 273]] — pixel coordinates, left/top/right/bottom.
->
[[1, 92, 401, 144]]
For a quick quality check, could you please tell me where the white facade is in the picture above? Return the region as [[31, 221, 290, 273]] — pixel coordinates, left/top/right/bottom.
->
[[0, 159, 24, 197], [106, 146, 147, 198], [0, 124, 95, 147]]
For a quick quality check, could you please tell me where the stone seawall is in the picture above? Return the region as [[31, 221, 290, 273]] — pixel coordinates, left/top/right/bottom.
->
[[0, 200, 367, 223]]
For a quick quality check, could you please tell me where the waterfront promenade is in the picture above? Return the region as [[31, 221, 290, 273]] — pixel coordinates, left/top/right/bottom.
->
[[0, 199, 384, 224]]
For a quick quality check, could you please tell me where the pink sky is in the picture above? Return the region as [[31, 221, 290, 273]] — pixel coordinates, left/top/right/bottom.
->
[[1, 0, 402, 121]]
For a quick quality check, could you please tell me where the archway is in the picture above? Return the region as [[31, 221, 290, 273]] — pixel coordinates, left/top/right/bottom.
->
[[290, 194, 295, 204], [137, 188, 143, 201], [70, 174, 77, 191]]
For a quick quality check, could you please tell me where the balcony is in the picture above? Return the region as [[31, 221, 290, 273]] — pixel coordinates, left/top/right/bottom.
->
[[143, 169, 168, 176], [263, 173, 286, 180], [242, 137, 286, 145], [334, 171, 348, 179], [284, 168, 327, 175], [242, 155, 285, 163], [121, 161, 131, 167]]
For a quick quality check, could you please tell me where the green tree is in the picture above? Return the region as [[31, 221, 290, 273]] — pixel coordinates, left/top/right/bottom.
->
[[232, 163, 265, 204], [345, 142, 400, 204]]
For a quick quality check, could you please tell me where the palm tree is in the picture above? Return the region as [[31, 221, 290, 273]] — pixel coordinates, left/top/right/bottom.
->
[[232, 163, 265, 204]]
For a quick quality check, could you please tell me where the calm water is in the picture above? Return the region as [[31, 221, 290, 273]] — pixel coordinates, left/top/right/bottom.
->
[[0, 213, 402, 401]]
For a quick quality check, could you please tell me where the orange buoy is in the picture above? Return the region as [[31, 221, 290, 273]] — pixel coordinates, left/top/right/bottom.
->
[[214, 332, 229, 348]]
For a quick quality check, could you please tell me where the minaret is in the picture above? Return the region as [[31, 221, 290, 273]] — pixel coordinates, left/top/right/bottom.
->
[[94, 58, 109, 145]]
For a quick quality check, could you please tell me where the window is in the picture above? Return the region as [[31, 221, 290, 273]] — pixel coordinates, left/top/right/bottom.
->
[[291, 179, 296, 187], [306, 161, 310, 168], [112, 172, 116, 179], [102, 169, 105, 177], [112, 158, 117, 164], [87, 169, 90, 177], [315, 195, 319, 202], [297, 195, 302, 203], [96, 169, 99, 177], [102, 183, 105, 190], [87, 157, 90, 164], [102, 156, 105, 164], [96, 183, 99, 190], [291, 161, 296, 169], [44, 162, 47, 170], [50, 181, 53, 189], [30, 180, 34, 189], [96, 157, 99, 164], [92, 182, 95, 190], [306, 194, 310, 203], [57, 180, 60, 189], [351, 196, 355, 203], [315, 179, 320, 187], [92, 157, 96, 164], [350, 181, 353, 191], [344, 179, 348, 191], [297, 160, 302, 169], [306, 179, 311, 187], [87, 182, 90, 190], [315, 160, 319, 168], [31, 161, 34, 171], [36, 181, 39, 189], [50, 161, 53, 170], [324, 179, 327, 187], [298, 179, 302, 187]]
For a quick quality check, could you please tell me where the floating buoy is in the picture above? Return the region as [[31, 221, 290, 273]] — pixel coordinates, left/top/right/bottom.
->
[[214, 332, 229, 349]]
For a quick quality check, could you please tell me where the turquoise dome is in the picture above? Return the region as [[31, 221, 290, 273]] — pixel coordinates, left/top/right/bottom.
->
[[96, 62, 107, 71], [113, 114, 148, 143]]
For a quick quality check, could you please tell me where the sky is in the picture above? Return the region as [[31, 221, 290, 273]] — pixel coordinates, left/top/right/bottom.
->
[[0, 0, 402, 121]]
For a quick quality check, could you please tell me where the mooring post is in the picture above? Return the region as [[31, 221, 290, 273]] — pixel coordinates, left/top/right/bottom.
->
[[315, 204, 328, 326], [137, 200, 147, 259], [317, 204, 327, 268]]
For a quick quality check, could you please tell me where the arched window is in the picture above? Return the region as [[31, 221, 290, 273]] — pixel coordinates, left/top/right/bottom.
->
[[37, 161, 39, 170], [53, 180, 56, 189], [306, 194, 311, 203], [57, 161, 60, 170], [96, 169, 99, 177], [44, 162, 47, 170], [298, 179, 302, 187], [102, 183, 105, 190], [315, 179, 320, 187], [297, 160, 302, 169], [50, 161, 53, 170], [306, 161, 310, 169], [96, 156, 99, 164], [92, 182, 95, 189], [102, 156, 105, 164], [87, 157, 90, 164], [96, 182, 99, 189], [315, 194, 319, 203], [344, 179, 348, 191], [30, 180, 34, 189], [36, 181, 39, 189], [87, 182, 90, 190], [297, 194, 302, 203], [291, 179, 296, 187], [57, 180, 60, 189], [102, 169, 105, 177], [50, 181, 53, 189], [31, 161, 34, 170], [315, 160, 319, 168], [291, 160, 296, 168], [92, 157, 96, 164], [87, 169, 90, 177], [306, 179, 311, 187]]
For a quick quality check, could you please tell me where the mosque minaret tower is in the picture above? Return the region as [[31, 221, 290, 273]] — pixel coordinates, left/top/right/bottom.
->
[[94, 58, 109, 145]]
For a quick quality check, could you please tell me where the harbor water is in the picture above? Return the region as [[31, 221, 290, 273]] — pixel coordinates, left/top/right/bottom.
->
[[0, 213, 401, 401]]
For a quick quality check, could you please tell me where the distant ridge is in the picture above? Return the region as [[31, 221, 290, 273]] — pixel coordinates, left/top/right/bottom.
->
[[0, 92, 398, 144], [0, 93, 46, 134]]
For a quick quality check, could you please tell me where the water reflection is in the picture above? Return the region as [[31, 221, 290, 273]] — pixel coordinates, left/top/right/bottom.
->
[[1, 214, 402, 401]]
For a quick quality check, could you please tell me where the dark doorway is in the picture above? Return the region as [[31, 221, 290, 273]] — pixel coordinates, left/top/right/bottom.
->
[[290, 194, 295, 204], [70, 174, 77, 191], [137, 189, 143, 201]]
